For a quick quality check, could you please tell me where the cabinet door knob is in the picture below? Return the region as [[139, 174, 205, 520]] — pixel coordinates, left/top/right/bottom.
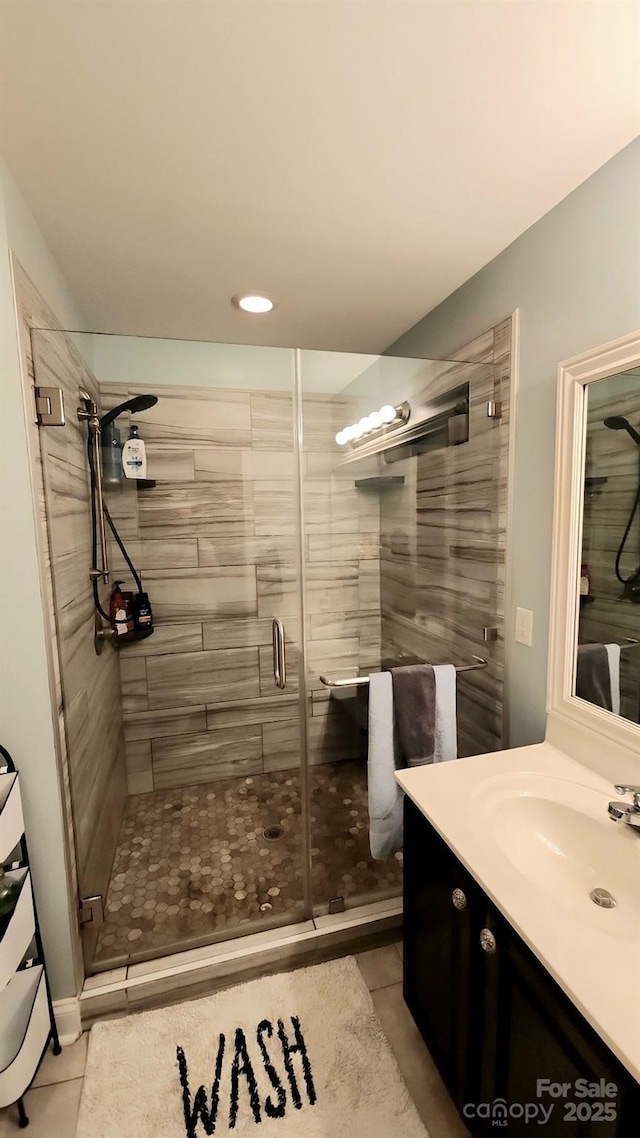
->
[[452, 888, 467, 910], [480, 928, 497, 954]]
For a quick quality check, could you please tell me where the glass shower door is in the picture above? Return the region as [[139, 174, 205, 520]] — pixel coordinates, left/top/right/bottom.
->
[[33, 330, 312, 970], [299, 348, 504, 915]]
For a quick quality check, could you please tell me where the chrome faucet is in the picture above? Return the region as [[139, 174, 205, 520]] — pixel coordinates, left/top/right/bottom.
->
[[608, 785, 640, 829]]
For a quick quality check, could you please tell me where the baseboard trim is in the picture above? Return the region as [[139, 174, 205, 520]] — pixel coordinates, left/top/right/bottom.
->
[[79, 901, 402, 1026], [53, 996, 82, 1045]]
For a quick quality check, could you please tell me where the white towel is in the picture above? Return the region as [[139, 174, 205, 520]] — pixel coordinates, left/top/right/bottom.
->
[[433, 664, 458, 762], [604, 643, 621, 715], [367, 671, 404, 859]]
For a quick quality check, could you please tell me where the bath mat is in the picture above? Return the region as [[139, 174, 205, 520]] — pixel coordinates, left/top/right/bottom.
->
[[75, 957, 428, 1138]]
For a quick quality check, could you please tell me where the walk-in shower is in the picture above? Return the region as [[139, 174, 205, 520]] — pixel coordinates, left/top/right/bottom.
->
[[31, 328, 507, 974]]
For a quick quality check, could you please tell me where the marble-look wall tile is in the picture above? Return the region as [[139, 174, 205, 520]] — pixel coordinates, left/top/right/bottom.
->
[[111, 538, 199, 570], [359, 560, 381, 609], [127, 388, 252, 448], [138, 481, 254, 531], [259, 720, 299, 769], [256, 562, 359, 619], [124, 740, 153, 794], [147, 647, 260, 709], [202, 616, 274, 650], [124, 705, 207, 743], [306, 637, 360, 691], [198, 535, 295, 568], [262, 703, 362, 772], [303, 482, 359, 533], [307, 532, 380, 562], [379, 323, 511, 757], [195, 449, 295, 481], [142, 566, 257, 621], [123, 622, 203, 657], [152, 726, 263, 788], [253, 483, 296, 536], [206, 694, 299, 730], [120, 656, 149, 714], [127, 770, 154, 795], [145, 448, 195, 482], [250, 392, 294, 450]]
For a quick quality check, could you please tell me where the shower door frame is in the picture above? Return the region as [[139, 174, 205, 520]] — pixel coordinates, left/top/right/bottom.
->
[[291, 347, 314, 927]]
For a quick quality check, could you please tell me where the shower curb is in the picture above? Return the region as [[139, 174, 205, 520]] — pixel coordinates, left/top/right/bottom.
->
[[78, 898, 402, 1026]]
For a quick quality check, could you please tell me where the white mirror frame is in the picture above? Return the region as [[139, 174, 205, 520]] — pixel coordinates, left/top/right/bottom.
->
[[547, 330, 640, 764]]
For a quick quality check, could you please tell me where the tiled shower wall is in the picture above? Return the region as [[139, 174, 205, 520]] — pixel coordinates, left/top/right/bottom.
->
[[100, 381, 381, 792], [15, 266, 127, 927], [380, 321, 512, 756], [580, 382, 640, 721]]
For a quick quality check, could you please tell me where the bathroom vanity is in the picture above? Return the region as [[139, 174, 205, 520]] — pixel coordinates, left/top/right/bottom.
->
[[399, 747, 640, 1136], [399, 334, 640, 1136]]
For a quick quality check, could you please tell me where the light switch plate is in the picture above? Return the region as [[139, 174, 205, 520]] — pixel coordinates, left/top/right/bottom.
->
[[515, 607, 533, 647]]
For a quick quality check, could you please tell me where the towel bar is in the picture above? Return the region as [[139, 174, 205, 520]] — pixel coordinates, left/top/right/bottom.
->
[[319, 655, 488, 688]]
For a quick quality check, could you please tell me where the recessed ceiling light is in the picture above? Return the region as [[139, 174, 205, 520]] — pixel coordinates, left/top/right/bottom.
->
[[232, 293, 276, 314]]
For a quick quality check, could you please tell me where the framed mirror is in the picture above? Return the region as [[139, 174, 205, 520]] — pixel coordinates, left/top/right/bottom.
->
[[548, 332, 640, 761]]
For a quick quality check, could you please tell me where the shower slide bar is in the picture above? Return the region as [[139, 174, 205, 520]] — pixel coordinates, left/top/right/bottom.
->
[[319, 655, 488, 688]]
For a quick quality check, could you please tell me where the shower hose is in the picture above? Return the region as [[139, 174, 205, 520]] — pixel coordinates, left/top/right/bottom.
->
[[86, 432, 144, 623]]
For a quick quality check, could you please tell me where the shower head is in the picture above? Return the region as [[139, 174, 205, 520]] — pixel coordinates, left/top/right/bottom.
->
[[99, 394, 158, 429], [604, 416, 640, 447]]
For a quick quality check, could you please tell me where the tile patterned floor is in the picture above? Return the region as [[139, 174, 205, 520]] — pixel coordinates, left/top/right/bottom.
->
[[0, 945, 467, 1138], [93, 759, 403, 966]]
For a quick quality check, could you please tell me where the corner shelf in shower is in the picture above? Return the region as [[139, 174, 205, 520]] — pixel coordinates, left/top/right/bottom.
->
[[354, 476, 405, 490], [0, 745, 61, 1128], [113, 628, 155, 647]]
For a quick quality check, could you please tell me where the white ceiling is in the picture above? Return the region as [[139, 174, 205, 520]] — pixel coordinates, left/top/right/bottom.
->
[[1, 0, 638, 351]]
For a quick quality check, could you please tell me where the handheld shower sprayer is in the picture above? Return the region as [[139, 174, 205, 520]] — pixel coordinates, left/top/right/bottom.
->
[[604, 416, 640, 447], [603, 415, 640, 594], [77, 389, 158, 645], [99, 394, 158, 428]]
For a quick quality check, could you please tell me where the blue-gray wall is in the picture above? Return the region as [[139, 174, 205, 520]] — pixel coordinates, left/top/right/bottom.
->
[[388, 139, 640, 748]]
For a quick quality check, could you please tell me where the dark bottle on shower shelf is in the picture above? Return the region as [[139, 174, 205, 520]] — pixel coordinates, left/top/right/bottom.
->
[[132, 591, 153, 636]]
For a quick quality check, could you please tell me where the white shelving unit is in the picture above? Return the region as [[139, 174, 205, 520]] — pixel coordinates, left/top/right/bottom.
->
[[0, 745, 60, 1129]]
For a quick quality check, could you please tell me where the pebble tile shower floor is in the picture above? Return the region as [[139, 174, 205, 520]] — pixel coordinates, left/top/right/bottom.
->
[[93, 759, 403, 966]]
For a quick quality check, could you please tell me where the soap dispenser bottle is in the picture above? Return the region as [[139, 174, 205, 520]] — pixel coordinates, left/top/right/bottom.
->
[[122, 424, 147, 479]]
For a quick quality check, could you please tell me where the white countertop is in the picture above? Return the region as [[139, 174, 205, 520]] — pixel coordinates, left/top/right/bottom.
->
[[396, 742, 640, 1080]]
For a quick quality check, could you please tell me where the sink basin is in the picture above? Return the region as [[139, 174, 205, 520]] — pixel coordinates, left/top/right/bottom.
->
[[470, 772, 640, 942]]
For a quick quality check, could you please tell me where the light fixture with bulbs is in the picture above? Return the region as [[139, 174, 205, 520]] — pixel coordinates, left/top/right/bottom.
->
[[232, 293, 276, 314], [335, 402, 410, 446]]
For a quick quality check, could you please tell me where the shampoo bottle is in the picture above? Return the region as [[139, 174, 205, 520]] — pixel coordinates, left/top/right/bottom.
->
[[122, 424, 147, 479], [110, 581, 131, 636]]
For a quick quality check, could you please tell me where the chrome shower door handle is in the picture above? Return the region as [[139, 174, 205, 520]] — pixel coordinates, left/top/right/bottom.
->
[[272, 619, 286, 689]]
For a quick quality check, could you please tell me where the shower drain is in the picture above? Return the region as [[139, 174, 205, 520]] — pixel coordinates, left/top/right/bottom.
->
[[263, 824, 285, 842]]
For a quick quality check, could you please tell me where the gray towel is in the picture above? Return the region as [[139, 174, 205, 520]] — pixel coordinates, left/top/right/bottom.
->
[[391, 663, 436, 766], [576, 643, 612, 711]]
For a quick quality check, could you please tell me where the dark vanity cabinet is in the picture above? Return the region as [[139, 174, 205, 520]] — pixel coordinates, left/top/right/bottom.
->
[[403, 798, 639, 1136]]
